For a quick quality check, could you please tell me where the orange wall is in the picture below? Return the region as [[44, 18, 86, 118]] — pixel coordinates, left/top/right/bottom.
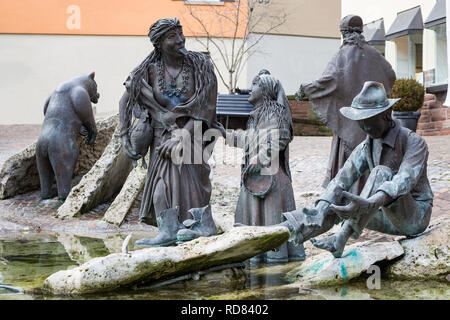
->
[[0, 0, 244, 37]]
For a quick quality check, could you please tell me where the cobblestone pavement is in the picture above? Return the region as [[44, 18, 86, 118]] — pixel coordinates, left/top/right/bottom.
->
[[211, 135, 449, 216], [0, 125, 448, 241]]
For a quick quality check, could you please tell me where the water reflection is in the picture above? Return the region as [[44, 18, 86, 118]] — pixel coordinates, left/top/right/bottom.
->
[[0, 234, 75, 292], [56, 234, 110, 264], [0, 233, 448, 300]]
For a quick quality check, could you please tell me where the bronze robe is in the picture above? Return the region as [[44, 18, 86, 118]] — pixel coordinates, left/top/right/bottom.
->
[[303, 36, 396, 188], [126, 52, 218, 224], [233, 102, 299, 258]]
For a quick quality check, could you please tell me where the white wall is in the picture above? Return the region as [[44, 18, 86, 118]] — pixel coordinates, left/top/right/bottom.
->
[[0, 34, 247, 124], [186, 37, 248, 94], [246, 34, 341, 95]]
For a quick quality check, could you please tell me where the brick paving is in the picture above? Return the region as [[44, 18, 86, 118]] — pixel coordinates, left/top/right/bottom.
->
[[0, 125, 41, 165], [0, 125, 448, 237]]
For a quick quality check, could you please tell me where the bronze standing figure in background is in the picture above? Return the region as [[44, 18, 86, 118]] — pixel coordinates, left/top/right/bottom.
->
[[298, 14, 396, 193]]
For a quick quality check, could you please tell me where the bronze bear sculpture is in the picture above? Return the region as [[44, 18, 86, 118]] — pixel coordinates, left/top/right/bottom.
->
[[36, 72, 99, 200]]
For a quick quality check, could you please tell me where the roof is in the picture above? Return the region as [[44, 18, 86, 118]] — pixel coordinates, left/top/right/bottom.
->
[[424, 0, 446, 28], [363, 19, 385, 46], [216, 94, 253, 117], [385, 6, 423, 40]]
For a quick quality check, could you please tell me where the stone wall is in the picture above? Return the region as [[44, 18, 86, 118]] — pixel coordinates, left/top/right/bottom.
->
[[289, 100, 332, 136], [417, 93, 450, 136]]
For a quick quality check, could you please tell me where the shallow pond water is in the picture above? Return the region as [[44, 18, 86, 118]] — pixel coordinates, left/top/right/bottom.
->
[[0, 233, 448, 300]]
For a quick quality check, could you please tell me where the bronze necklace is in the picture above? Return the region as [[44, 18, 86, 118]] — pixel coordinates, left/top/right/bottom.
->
[[157, 58, 189, 98]]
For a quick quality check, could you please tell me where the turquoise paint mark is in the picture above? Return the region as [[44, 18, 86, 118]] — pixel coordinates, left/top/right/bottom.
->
[[340, 262, 348, 281], [342, 249, 358, 259], [304, 258, 329, 275]]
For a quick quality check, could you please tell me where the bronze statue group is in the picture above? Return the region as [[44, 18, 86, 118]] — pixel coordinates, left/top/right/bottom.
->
[[36, 15, 433, 263]]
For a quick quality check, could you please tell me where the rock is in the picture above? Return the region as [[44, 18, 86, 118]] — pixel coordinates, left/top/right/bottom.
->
[[73, 115, 119, 177], [386, 217, 450, 280], [42, 226, 290, 295], [0, 220, 24, 235], [103, 155, 148, 226], [286, 240, 404, 287], [0, 142, 39, 199], [0, 115, 118, 200], [56, 125, 133, 219]]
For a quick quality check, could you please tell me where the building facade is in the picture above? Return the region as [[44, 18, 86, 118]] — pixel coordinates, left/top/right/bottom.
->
[[343, 0, 449, 135], [247, 0, 342, 95], [0, 0, 341, 124]]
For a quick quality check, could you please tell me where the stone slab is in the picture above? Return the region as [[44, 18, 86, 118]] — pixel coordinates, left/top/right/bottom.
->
[[42, 226, 290, 295], [103, 157, 148, 226], [286, 240, 404, 287], [387, 217, 450, 280]]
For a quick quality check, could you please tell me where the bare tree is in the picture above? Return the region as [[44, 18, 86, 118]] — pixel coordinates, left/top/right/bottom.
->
[[184, 0, 287, 94]]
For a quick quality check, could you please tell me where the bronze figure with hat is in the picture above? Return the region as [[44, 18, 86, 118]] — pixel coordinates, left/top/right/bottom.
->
[[274, 81, 433, 258]]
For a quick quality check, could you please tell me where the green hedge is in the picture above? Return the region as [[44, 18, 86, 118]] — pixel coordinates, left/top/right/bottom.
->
[[389, 78, 424, 112], [287, 94, 309, 101]]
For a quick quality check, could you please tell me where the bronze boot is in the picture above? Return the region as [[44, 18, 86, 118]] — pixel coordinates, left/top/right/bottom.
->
[[134, 207, 185, 247], [288, 242, 306, 262], [176, 205, 218, 242]]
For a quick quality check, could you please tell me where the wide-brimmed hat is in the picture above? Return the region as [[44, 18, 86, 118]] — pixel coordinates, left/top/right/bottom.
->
[[340, 81, 400, 121]]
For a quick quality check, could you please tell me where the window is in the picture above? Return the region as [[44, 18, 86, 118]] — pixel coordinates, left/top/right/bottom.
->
[[423, 0, 447, 86], [433, 23, 448, 85], [385, 6, 424, 81], [392, 34, 423, 81]]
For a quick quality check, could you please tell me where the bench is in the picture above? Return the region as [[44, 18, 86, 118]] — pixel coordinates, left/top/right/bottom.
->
[[216, 94, 253, 129]]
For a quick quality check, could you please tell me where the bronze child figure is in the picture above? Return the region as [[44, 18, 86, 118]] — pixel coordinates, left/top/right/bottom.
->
[[228, 72, 305, 262], [278, 81, 433, 258], [36, 72, 99, 200], [119, 18, 224, 247]]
